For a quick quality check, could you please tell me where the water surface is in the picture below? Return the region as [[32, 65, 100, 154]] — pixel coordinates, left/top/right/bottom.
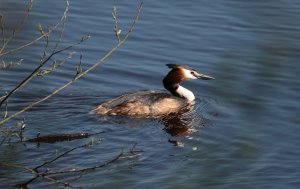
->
[[1, 0, 300, 188]]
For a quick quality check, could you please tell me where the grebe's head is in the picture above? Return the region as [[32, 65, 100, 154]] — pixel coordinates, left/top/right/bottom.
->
[[163, 64, 214, 101], [165, 64, 214, 82]]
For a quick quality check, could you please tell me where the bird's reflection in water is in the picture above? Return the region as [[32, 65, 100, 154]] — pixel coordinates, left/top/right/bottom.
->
[[160, 106, 211, 146], [96, 104, 211, 146], [162, 115, 193, 136]]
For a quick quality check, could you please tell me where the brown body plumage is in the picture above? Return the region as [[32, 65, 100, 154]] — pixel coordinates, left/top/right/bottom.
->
[[91, 64, 214, 118]]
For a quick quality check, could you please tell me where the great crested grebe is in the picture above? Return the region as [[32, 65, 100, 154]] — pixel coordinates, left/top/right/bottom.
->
[[91, 64, 214, 118]]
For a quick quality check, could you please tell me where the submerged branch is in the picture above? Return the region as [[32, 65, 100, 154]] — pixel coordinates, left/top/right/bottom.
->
[[34, 139, 102, 172], [46, 152, 123, 176], [16, 140, 136, 188]]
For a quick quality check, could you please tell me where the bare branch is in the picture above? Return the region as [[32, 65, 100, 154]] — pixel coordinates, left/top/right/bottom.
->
[[45, 152, 123, 176], [0, 0, 70, 57], [1, 141, 140, 188], [36, 51, 76, 76], [0, 0, 144, 126], [0, 0, 34, 54], [34, 139, 101, 172], [0, 35, 90, 109], [50, 0, 69, 55], [0, 58, 23, 70]]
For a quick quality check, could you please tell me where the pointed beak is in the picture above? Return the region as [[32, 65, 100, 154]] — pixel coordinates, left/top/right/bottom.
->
[[196, 73, 215, 80]]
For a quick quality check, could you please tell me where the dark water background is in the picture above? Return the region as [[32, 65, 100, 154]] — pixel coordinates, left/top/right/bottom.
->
[[1, 0, 300, 188]]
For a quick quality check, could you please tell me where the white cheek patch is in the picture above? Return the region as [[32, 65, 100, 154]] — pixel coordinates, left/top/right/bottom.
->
[[182, 69, 197, 80]]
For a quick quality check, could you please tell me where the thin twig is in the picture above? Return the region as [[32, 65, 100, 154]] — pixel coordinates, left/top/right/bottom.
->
[[51, 0, 69, 54], [34, 140, 98, 172], [0, 162, 37, 174], [0, 120, 25, 144], [45, 152, 123, 176], [0, 58, 23, 70], [0, 35, 90, 109], [2, 139, 100, 188], [0, 0, 34, 53], [75, 53, 83, 77], [0, 0, 144, 126], [1, 141, 138, 188], [39, 27, 51, 63], [112, 6, 121, 43], [0, 0, 71, 108], [36, 51, 76, 76], [0, 0, 70, 57], [0, 14, 5, 46], [2, 101, 8, 119]]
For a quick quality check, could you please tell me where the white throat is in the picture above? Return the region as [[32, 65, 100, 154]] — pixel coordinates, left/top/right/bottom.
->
[[176, 85, 195, 102]]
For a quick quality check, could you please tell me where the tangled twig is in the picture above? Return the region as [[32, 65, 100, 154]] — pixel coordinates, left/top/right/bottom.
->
[[0, 0, 144, 126]]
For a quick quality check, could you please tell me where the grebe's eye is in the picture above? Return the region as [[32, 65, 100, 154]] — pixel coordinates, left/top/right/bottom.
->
[[190, 71, 195, 75]]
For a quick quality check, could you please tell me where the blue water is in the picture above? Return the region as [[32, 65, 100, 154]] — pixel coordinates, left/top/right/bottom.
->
[[1, 0, 300, 188]]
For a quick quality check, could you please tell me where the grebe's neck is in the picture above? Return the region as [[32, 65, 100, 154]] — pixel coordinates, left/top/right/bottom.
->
[[163, 77, 195, 102], [175, 85, 195, 102]]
